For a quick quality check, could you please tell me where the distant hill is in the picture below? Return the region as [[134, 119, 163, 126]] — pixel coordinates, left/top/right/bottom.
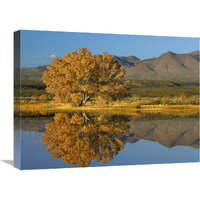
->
[[114, 55, 141, 67], [125, 51, 200, 81], [20, 65, 47, 81], [189, 50, 200, 60], [19, 51, 199, 82]]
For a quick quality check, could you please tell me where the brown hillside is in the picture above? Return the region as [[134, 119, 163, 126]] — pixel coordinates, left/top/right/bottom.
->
[[114, 55, 141, 67], [125, 51, 199, 81]]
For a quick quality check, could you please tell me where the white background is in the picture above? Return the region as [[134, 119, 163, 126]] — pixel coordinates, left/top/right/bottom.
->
[[0, 0, 199, 199]]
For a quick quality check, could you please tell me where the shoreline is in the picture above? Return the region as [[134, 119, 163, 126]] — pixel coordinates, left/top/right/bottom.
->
[[14, 103, 199, 116]]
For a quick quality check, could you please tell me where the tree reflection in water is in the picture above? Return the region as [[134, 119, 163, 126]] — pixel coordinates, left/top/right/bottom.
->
[[42, 112, 130, 167]]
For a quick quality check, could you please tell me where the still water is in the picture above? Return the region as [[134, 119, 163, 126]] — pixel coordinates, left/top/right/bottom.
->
[[14, 112, 199, 170]]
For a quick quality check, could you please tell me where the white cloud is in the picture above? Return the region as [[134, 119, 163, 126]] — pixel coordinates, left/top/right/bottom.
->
[[50, 54, 56, 59]]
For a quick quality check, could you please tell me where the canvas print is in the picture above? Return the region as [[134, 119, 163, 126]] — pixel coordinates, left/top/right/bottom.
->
[[14, 30, 199, 170]]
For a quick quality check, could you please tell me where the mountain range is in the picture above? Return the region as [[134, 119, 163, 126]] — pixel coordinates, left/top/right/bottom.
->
[[20, 51, 199, 82], [124, 51, 199, 81]]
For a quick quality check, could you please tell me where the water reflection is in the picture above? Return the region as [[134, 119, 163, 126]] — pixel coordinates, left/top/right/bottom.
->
[[42, 112, 131, 167], [128, 118, 199, 149], [14, 112, 199, 169]]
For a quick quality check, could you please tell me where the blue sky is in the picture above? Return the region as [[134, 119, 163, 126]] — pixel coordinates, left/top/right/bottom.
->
[[20, 30, 199, 68]]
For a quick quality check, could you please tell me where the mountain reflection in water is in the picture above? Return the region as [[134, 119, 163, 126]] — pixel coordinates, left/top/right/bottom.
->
[[14, 112, 199, 169]]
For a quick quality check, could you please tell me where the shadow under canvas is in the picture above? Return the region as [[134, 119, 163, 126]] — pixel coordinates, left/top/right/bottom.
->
[[1, 160, 14, 166]]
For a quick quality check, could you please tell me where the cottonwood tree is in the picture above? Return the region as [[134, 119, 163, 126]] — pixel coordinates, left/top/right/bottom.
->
[[42, 113, 130, 167], [42, 48, 129, 106]]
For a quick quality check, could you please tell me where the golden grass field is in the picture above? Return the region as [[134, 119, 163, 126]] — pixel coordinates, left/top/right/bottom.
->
[[14, 100, 199, 117], [15, 82, 199, 117]]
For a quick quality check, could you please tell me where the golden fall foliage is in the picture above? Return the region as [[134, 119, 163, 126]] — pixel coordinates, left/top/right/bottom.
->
[[38, 94, 48, 101], [42, 113, 130, 167], [42, 48, 129, 106]]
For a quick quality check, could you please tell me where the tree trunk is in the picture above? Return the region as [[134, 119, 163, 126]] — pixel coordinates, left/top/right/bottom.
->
[[82, 112, 90, 125], [79, 92, 91, 106]]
